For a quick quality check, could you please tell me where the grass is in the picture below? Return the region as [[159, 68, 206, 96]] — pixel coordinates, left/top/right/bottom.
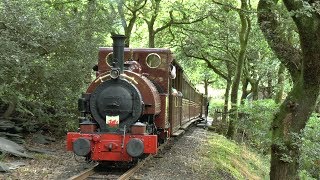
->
[[205, 132, 270, 179], [33, 153, 51, 160], [0, 152, 7, 161]]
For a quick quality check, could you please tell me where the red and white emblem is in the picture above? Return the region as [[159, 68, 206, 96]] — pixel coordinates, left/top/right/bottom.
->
[[106, 115, 119, 128]]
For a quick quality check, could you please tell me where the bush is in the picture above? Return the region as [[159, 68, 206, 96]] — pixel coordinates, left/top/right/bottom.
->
[[237, 99, 278, 154], [237, 100, 320, 179], [208, 98, 225, 118], [0, 1, 113, 136], [299, 114, 320, 179]]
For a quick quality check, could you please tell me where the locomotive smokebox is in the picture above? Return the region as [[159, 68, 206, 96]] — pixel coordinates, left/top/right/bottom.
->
[[111, 34, 126, 74]]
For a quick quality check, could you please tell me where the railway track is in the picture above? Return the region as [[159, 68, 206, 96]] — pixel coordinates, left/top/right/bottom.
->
[[67, 163, 98, 180], [67, 162, 135, 180], [66, 119, 200, 180], [67, 141, 169, 180]]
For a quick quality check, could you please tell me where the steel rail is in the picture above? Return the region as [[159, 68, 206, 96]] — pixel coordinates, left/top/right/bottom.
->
[[118, 140, 169, 180], [67, 163, 98, 180], [67, 139, 169, 180]]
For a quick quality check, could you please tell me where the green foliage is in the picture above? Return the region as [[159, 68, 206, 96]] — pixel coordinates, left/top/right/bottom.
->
[[237, 99, 279, 153], [208, 98, 225, 117], [288, 1, 316, 18], [0, 152, 7, 161], [299, 114, 320, 179], [33, 153, 51, 160], [238, 100, 320, 179], [0, 0, 114, 134], [238, 100, 320, 178]]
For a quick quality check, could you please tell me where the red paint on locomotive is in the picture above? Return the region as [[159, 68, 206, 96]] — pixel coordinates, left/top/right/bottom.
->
[[66, 133, 157, 161]]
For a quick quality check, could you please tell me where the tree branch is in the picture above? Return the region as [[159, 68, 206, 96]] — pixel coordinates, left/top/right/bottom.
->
[[43, 0, 81, 6], [155, 7, 210, 35], [212, 0, 256, 13], [257, 0, 301, 80], [124, 0, 147, 12], [182, 48, 229, 80]]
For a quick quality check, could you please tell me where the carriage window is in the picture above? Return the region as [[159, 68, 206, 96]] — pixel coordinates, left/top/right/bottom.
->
[[106, 52, 114, 67], [146, 53, 161, 68]]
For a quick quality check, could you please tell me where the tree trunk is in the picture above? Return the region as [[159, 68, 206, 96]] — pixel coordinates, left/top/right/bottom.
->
[[251, 81, 259, 100], [227, 79, 239, 139], [148, 31, 155, 48], [204, 79, 209, 97], [315, 100, 320, 114], [270, 80, 319, 179], [258, 0, 320, 178], [275, 64, 285, 104], [117, 0, 130, 47], [269, 36, 320, 178], [222, 79, 231, 124], [226, 0, 251, 139], [117, 0, 147, 47], [240, 78, 249, 104], [265, 72, 273, 98]]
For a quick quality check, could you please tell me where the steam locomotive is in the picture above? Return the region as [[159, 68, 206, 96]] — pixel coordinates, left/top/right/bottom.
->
[[66, 35, 206, 162]]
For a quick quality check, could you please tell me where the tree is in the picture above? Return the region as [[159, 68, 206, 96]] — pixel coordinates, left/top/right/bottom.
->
[[258, 0, 320, 178], [240, 18, 279, 102], [274, 63, 286, 104], [226, 0, 251, 139], [110, 0, 147, 47], [176, 0, 252, 125], [140, 0, 210, 48], [0, 0, 115, 133]]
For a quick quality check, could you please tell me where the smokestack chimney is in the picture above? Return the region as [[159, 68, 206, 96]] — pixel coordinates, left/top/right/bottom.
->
[[111, 35, 126, 74]]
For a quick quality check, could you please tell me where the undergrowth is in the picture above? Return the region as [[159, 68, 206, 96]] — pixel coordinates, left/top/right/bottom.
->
[[206, 132, 269, 179]]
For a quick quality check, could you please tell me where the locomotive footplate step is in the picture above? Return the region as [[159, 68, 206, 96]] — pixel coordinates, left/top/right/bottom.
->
[[172, 129, 185, 137]]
